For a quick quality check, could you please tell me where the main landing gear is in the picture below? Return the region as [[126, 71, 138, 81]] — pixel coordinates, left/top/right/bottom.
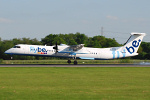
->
[[67, 55, 78, 65], [73, 60, 77, 65], [67, 59, 71, 64]]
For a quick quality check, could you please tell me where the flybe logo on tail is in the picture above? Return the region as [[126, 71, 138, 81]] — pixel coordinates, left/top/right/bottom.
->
[[30, 46, 47, 54], [126, 39, 141, 54]]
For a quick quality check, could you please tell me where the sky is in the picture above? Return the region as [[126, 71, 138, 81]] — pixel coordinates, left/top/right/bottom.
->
[[0, 0, 150, 44]]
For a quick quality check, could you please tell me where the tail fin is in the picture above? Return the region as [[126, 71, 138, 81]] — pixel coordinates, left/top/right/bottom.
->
[[123, 32, 146, 55]]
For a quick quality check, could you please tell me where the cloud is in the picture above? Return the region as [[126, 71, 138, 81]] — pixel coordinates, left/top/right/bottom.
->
[[106, 15, 118, 20], [0, 17, 13, 23]]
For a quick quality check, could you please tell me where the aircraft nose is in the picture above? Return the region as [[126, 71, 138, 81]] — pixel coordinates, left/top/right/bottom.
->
[[4, 49, 11, 54]]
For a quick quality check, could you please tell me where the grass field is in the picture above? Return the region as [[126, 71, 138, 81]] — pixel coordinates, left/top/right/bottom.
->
[[0, 67, 150, 100], [1, 59, 150, 64]]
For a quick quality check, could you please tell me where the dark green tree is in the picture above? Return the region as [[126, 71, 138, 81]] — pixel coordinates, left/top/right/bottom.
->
[[0, 40, 14, 59], [41, 34, 60, 45], [75, 32, 88, 44]]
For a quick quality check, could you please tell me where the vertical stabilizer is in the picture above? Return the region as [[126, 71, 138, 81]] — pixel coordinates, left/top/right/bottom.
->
[[123, 32, 146, 55]]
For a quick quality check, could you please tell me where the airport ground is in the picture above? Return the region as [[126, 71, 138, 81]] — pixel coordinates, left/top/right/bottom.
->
[[0, 63, 150, 100], [1, 59, 150, 64]]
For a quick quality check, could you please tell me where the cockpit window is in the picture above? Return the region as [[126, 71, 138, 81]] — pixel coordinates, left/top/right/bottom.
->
[[13, 46, 21, 48]]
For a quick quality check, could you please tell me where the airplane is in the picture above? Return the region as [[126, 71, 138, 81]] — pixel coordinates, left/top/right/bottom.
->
[[5, 32, 146, 65]]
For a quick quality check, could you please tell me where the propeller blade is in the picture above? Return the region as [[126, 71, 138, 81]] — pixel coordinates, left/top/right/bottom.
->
[[53, 42, 58, 53]]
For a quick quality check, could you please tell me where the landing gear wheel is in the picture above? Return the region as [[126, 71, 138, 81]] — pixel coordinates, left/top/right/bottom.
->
[[67, 59, 71, 64], [11, 56, 13, 60], [74, 60, 78, 65]]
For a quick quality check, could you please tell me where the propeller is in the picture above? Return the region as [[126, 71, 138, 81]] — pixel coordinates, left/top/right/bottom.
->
[[53, 42, 58, 53]]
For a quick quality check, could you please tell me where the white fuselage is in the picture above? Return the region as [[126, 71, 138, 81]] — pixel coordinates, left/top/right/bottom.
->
[[4, 32, 146, 60], [4, 44, 137, 60]]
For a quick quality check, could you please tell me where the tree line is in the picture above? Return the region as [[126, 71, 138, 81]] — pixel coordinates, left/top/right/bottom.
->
[[0, 32, 149, 60]]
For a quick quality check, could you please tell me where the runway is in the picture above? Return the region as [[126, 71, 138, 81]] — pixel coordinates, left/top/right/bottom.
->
[[0, 64, 150, 67]]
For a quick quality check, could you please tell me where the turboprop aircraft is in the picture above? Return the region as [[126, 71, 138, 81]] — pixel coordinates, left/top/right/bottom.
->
[[5, 32, 146, 65]]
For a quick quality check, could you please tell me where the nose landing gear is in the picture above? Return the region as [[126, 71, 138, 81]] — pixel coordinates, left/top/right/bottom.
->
[[11, 55, 13, 60]]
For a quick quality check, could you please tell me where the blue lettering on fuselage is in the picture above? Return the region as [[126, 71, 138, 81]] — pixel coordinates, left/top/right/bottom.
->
[[122, 49, 126, 57], [112, 51, 115, 59], [117, 51, 120, 58], [30, 46, 37, 53], [112, 49, 126, 59], [30, 46, 48, 54], [126, 39, 141, 54]]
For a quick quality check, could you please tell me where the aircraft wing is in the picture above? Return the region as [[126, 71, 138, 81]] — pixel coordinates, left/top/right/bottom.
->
[[58, 44, 86, 55]]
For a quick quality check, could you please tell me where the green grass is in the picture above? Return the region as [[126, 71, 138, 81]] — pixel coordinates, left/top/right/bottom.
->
[[1, 59, 150, 64], [0, 67, 150, 100]]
